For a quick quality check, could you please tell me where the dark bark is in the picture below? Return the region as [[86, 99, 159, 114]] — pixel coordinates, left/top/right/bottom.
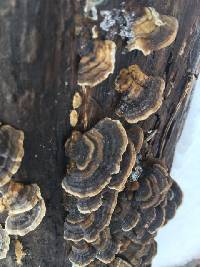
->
[[0, 0, 199, 266]]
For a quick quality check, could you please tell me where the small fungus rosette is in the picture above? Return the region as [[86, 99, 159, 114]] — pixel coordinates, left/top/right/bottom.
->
[[115, 64, 165, 123], [78, 40, 116, 87]]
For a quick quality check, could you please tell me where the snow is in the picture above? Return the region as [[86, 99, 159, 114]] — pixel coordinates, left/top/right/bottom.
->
[[153, 77, 200, 267]]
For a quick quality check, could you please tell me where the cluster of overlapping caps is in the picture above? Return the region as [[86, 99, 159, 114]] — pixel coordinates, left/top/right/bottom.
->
[[62, 4, 182, 267], [0, 124, 46, 259], [62, 119, 182, 266]]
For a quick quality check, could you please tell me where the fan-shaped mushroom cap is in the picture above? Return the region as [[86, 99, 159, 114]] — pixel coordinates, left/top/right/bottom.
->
[[64, 189, 118, 242], [115, 65, 165, 124], [93, 228, 121, 264], [0, 181, 41, 215], [133, 161, 172, 210], [164, 180, 183, 224], [140, 238, 157, 265], [0, 225, 10, 259], [118, 239, 156, 266], [0, 125, 24, 186], [5, 198, 46, 236], [109, 140, 136, 192], [127, 7, 179, 55], [62, 118, 128, 198], [69, 227, 120, 266], [77, 193, 103, 214], [78, 40, 116, 87], [69, 240, 96, 267]]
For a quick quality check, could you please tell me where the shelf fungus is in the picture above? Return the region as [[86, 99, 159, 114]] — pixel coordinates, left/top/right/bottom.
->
[[0, 225, 10, 259], [62, 118, 128, 198], [64, 189, 118, 243], [106, 159, 182, 266], [126, 7, 179, 55], [5, 198, 46, 236], [100, 4, 178, 55], [115, 65, 165, 123], [0, 125, 24, 187], [0, 124, 46, 259], [0, 181, 41, 215], [63, 116, 182, 265], [69, 227, 121, 266], [78, 40, 116, 87], [0, 174, 46, 238]]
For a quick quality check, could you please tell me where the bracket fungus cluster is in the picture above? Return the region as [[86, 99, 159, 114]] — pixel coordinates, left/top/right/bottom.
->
[[64, 2, 181, 266], [0, 124, 46, 260], [63, 119, 182, 266], [115, 64, 165, 124], [100, 5, 178, 55]]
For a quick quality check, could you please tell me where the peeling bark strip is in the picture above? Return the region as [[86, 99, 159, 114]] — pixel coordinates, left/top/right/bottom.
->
[[0, 0, 199, 267]]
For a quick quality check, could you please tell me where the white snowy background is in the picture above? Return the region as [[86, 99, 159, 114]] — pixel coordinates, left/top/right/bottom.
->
[[153, 77, 200, 267]]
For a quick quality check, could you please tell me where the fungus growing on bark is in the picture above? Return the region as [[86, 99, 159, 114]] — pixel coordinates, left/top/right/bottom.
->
[[115, 65, 165, 123], [69, 227, 120, 266], [77, 193, 103, 214], [5, 198, 46, 236], [0, 225, 10, 259], [78, 40, 116, 87], [64, 189, 118, 242], [0, 181, 41, 215], [70, 110, 79, 127], [73, 92, 82, 109], [69, 240, 96, 266], [0, 125, 24, 187], [93, 227, 121, 264], [110, 158, 182, 255], [109, 140, 136, 192], [62, 118, 128, 198], [164, 180, 183, 224], [100, 5, 178, 55], [127, 7, 179, 55]]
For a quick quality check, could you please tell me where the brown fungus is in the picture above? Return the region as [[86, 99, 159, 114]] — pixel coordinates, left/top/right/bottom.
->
[[164, 180, 183, 225], [78, 40, 116, 87], [0, 225, 10, 259], [64, 189, 118, 242], [0, 125, 24, 187], [110, 158, 182, 257], [77, 193, 103, 214], [69, 240, 97, 266], [115, 65, 165, 124], [5, 198, 46, 236], [0, 181, 41, 215], [93, 227, 121, 264], [127, 7, 179, 55], [62, 118, 128, 198], [69, 227, 120, 266], [109, 140, 136, 192]]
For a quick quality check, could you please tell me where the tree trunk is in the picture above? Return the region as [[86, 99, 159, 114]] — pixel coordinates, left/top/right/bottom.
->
[[0, 0, 199, 266]]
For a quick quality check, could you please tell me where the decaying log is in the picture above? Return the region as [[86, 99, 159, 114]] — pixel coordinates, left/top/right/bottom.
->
[[0, 0, 200, 266]]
